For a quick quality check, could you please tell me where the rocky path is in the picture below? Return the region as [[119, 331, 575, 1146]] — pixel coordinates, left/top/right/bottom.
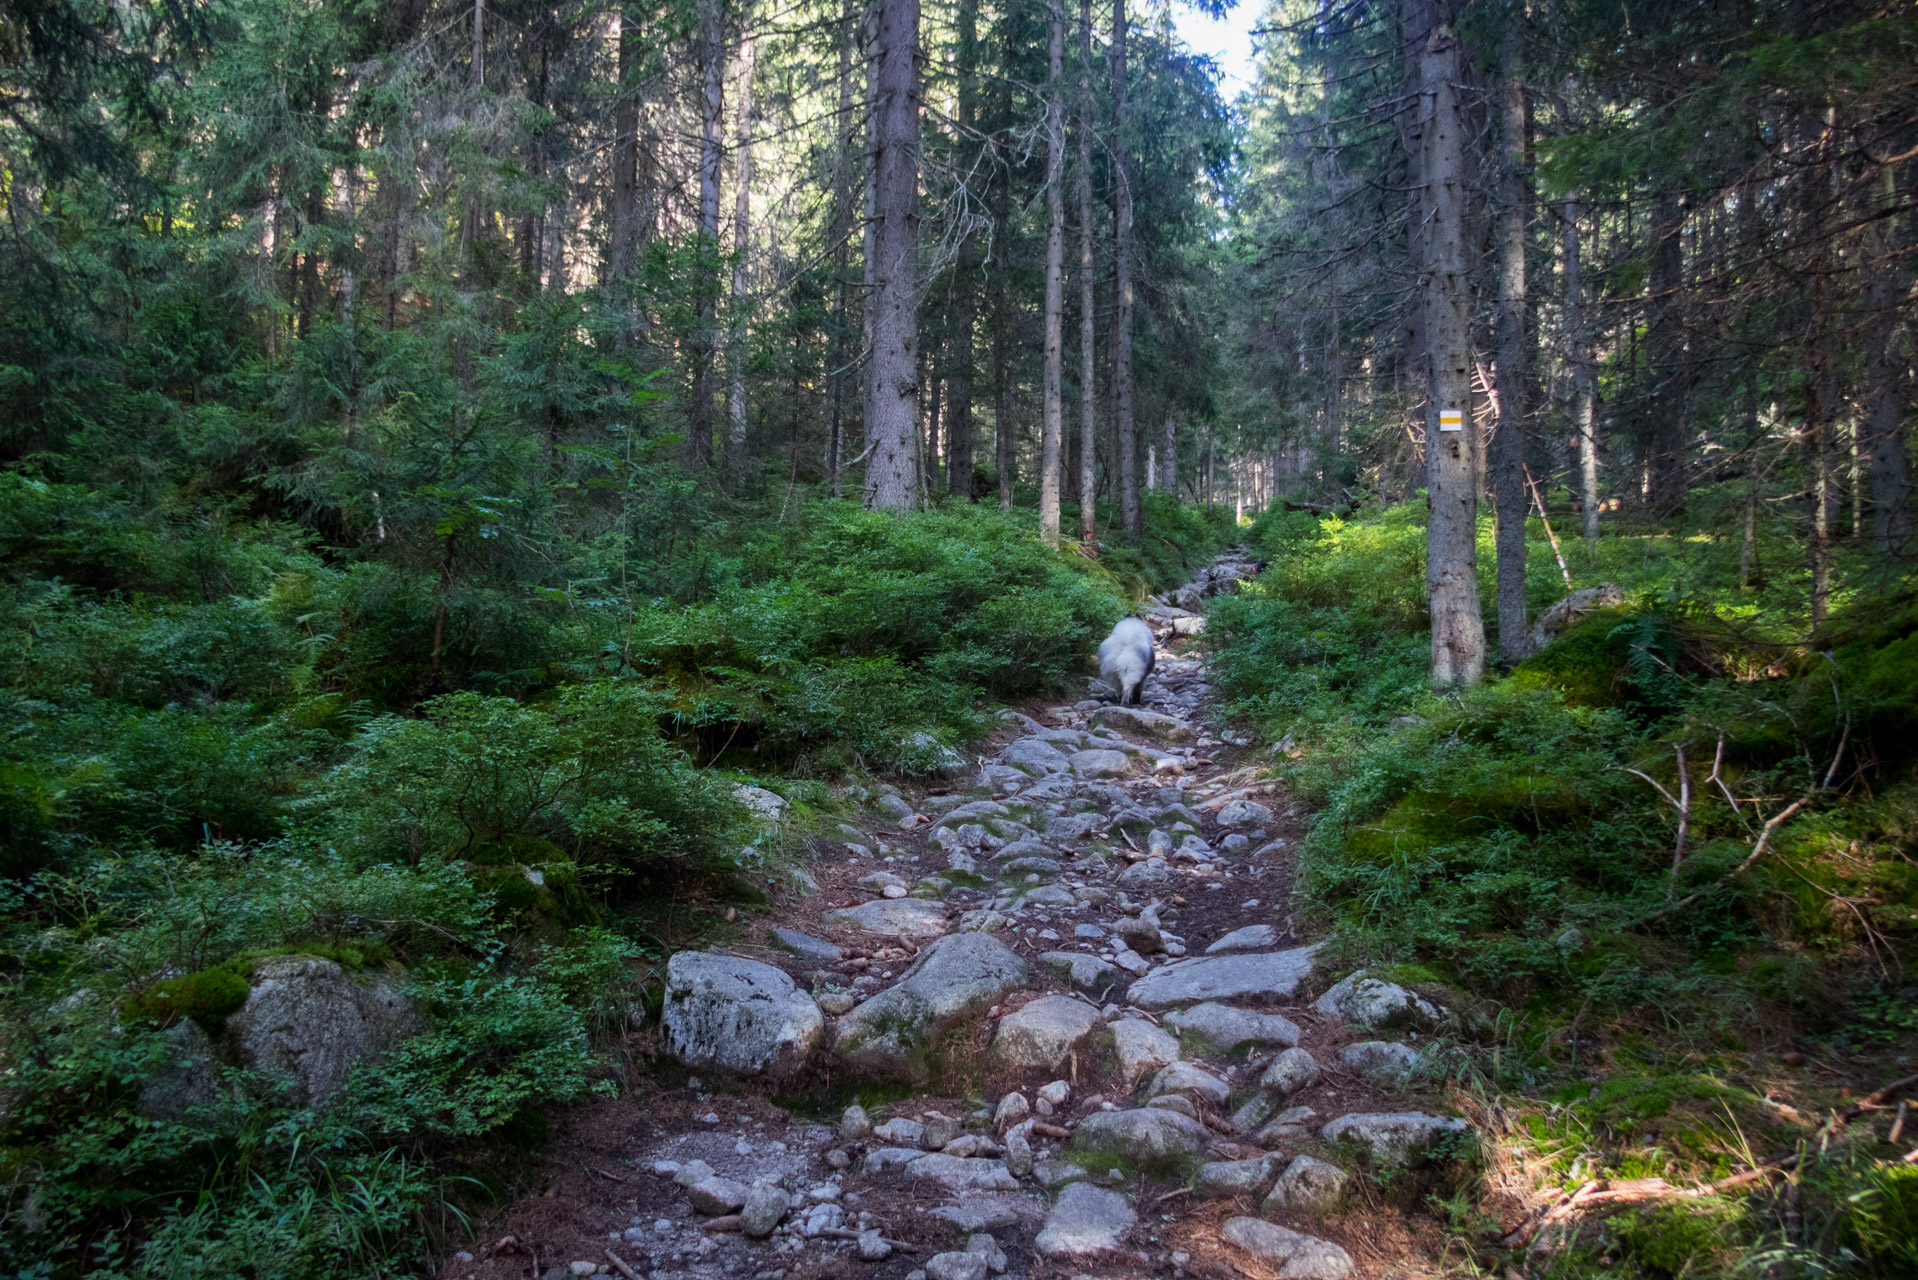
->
[[446, 553, 1467, 1280]]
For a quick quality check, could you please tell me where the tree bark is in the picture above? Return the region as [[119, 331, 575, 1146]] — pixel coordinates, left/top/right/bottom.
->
[[1111, 0, 1139, 534], [1075, 0, 1097, 544], [1417, 24, 1486, 687], [607, 8, 644, 311], [828, 0, 855, 498], [726, 21, 757, 473], [690, 0, 726, 468], [1162, 413, 1177, 491], [944, 0, 982, 500], [863, 0, 921, 510], [1864, 169, 1912, 558], [1493, 21, 1529, 662], [1645, 191, 1687, 515], [1038, 1, 1066, 545], [992, 19, 1015, 512], [1563, 184, 1598, 545]]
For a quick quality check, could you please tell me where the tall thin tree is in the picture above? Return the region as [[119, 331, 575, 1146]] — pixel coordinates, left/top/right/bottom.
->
[[690, 0, 726, 467], [1075, 0, 1098, 545], [725, 17, 757, 472], [1040, 0, 1066, 545], [1492, 15, 1529, 659], [864, 0, 922, 509], [1417, 22, 1485, 686], [1111, 0, 1139, 534]]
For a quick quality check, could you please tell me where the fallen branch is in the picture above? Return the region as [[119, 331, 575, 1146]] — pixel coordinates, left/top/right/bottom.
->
[[815, 1228, 921, 1254], [1503, 1070, 1918, 1251], [604, 1249, 645, 1280], [1523, 463, 1573, 590], [1637, 793, 1813, 925]]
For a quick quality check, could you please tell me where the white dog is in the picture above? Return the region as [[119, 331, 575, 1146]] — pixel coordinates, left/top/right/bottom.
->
[[1097, 617, 1156, 706]]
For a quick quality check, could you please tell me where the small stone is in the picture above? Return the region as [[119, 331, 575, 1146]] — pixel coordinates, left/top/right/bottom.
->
[[1216, 800, 1275, 828], [1145, 1061, 1230, 1107], [965, 1231, 1009, 1275], [826, 1147, 852, 1170], [1109, 917, 1164, 954], [1003, 1121, 1034, 1177], [925, 1251, 989, 1280], [1163, 1003, 1302, 1054], [1255, 1106, 1319, 1145], [1259, 1047, 1322, 1098], [568, 1264, 597, 1278], [1037, 1080, 1071, 1107], [841, 1104, 873, 1140], [873, 1117, 925, 1147], [1038, 951, 1123, 994], [994, 1093, 1030, 1129], [1033, 1182, 1135, 1257], [857, 1229, 893, 1261], [687, 1175, 750, 1216], [817, 992, 856, 1016], [1320, 1112, 1471, 1163], [1337, 1040, 1420, 1088], [672, 1159, 716, 1188], [1262, 1156, 1349, 1215], [1220, 1218, 1353, 1279], [929, 1200, 1023, 1232], [1146, 1094, 1197, 1118], [922, 1111, 962, 1149], [769, 928, 843, 963], [1205, 924, 1278, 954], [991, 995, 1102, 1071], [1197, 1153, 1285, 1198], [741, 1182, 788, 1238], [1126, 946, 1321, 1010], [1111, 1018, 1181, 1086], [1066, 1108, 1208, 1179], [1313, 972, 1441, 1031]]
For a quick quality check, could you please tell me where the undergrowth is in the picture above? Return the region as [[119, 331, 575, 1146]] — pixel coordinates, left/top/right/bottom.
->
[[1209, 497, 1918, 1277], [0, 471, 1229, 1277]]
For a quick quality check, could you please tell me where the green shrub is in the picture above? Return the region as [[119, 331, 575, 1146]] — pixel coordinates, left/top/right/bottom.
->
[[311, 682, 745, 892]]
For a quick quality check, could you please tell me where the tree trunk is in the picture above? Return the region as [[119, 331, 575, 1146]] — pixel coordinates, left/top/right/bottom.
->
[[863, 0, 921, 510], [1162, 412, 1177, 492], [726, 22, 757, 473], [1111, 0, 1138, 534], [1739, 386, 1764, 588], [1864, 169, 1912, 558], [1076, 0, 1097, 544], [1417, 24, 1486, 687], [992, 27, 1015, 512], [1038, 1, 1066, 546], [1493, 21, 1529, 662], [607, 8, 643, 327], [828, 0, 855, 498], [941, 0, 981, 499], [1563, 186, 1598, 545], [690, 0, 725, 468], [1645, 191, 1687, 515], [1397, 0, 1433, 453]]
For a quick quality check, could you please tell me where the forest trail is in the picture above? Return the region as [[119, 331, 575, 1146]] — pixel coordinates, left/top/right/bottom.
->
[[441, 554, 1459, 1280]]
